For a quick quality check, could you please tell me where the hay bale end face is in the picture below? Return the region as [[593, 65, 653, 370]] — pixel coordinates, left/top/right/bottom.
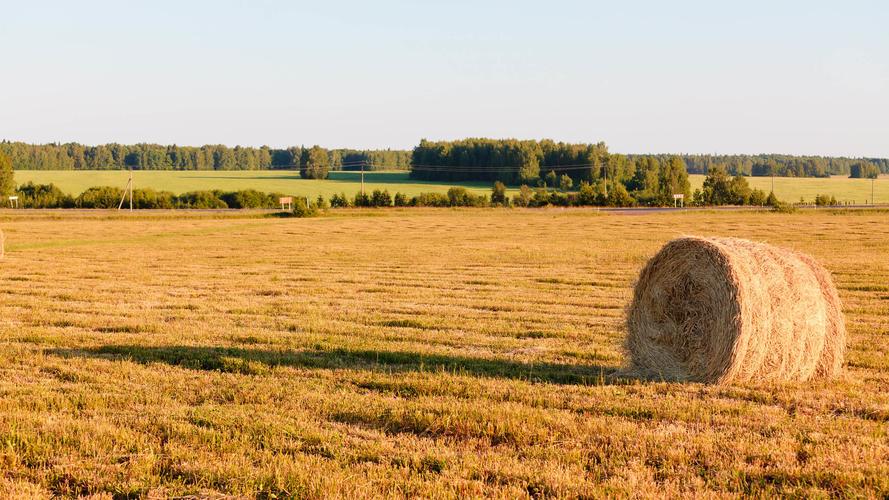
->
[[625, 236, 845, 384]]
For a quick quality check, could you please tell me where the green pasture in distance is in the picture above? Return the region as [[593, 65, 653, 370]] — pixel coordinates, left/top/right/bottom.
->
[[12, 170, 495, 199], [12, 170, 889, 204]]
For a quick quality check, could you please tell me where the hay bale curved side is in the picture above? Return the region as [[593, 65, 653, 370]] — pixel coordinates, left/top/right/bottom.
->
[[624, 236, 844, 384], [795, 252, 847, 378]]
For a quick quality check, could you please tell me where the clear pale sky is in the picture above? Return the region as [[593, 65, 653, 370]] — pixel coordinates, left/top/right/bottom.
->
[[1, 1, 887, 156]]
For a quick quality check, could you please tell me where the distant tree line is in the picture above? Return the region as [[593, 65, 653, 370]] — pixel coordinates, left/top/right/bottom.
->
[[848, 162, 881, 179], [409, 138, 691, 206], [638, 154, 888, 178], [411, 140, 887, 185], [338, 149, 412, 170], [5, 139, 884, 182], [409, 138, 610, 184], [0, 141, 411, 173]]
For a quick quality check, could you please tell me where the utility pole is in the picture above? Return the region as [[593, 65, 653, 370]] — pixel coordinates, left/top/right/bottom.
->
[[603, 165, 608, 198], [872, 176, 876, 206], [361, 161, 365, 195], [118, 169, 134, 211]]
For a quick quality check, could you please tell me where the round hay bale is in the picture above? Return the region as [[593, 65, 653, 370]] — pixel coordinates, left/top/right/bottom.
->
[[625, 236, 845, 384]]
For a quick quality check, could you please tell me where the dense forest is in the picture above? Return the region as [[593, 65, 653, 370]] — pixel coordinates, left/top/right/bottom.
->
[[0, 141, 411, 172], [409, 138, 690, 206], [339, 149, 412, 170], [411, 139, 887, 182], [409, 138, 610, 184], [636, 154, 888, 178]]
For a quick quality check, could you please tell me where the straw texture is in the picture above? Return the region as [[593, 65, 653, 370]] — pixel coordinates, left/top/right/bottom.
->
[[625, 236, 846, 384]]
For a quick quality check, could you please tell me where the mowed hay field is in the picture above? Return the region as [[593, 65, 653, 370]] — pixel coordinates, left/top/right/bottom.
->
[[0, 209, 887, 497]]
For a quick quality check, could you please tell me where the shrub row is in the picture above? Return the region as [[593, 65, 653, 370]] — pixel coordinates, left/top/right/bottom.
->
[[329, 180, 782, 209], [814, 194, 839, 206], [328, 184, 633, 209], [15, 183, 287, 209], [329, 187, 489, 208], [15, 177, 786, 213]]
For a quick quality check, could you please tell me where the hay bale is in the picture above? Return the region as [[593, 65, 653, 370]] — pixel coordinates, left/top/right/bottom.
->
[[625, 236, 845, 384]]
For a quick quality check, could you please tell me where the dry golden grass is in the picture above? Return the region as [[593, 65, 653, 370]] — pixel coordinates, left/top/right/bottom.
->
[[0, 208, 887, 498]]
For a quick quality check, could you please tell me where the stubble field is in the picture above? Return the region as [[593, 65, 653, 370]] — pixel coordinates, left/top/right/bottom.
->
[[0, 209, 887, 497]]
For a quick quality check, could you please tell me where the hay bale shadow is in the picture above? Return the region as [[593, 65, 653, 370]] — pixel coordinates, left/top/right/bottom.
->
[[48, 345, 633, 386]]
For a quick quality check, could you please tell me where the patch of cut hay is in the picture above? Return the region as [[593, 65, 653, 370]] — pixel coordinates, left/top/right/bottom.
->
[[625, 236, 846, 384]]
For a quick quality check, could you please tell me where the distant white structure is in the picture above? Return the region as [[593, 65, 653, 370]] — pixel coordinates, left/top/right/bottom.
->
[[673, 193, 685, 207], [8, 196, 18, 208]]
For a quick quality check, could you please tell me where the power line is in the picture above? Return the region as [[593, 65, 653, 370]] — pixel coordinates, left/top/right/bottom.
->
[[268, 160, 606, 173], [356, 163, 604, 173], [406, 161, 601, 170]]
